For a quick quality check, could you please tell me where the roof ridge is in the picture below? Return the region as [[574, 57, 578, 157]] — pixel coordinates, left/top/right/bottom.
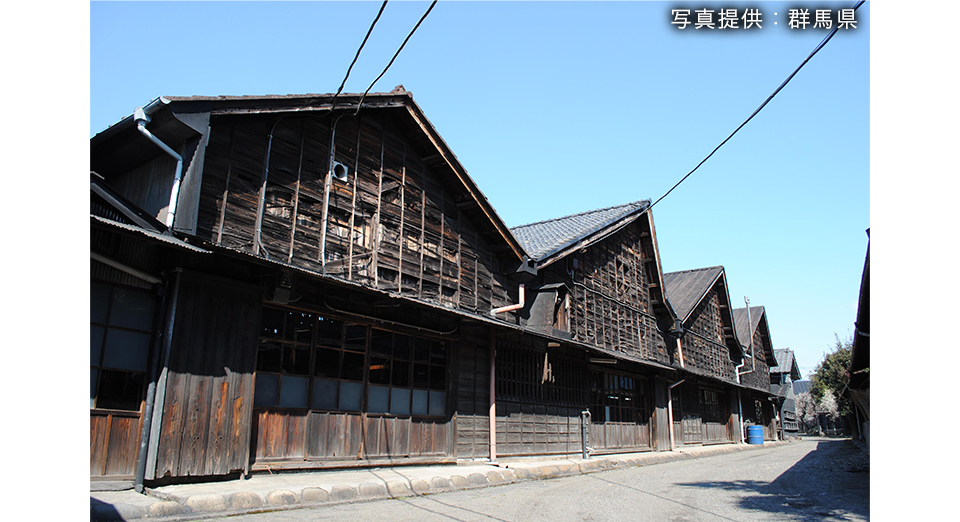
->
[[510, 200, 648, 231], [664, 265, 724, 276]]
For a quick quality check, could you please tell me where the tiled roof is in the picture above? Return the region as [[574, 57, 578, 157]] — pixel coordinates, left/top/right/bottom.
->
[[792, 380, 812, 395], [663, 266, 725, 323], [771, 348, 801, 380], [510, 200, 649, 262]]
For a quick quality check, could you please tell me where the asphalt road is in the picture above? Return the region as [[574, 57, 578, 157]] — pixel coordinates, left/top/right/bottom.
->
[[206, 438, 868, 522]]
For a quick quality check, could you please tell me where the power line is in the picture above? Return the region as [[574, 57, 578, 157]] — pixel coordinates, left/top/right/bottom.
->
[[355, 0, 438, 114], [332, 1, 389, 107], [649, 0, 865, 211]]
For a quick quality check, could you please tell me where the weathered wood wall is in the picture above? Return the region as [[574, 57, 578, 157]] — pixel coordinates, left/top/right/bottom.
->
[[494, 335, 586, 457], [740, 327, 772, 392], [90, 410, 141, 478], [453, 323, 491, 460], [153, 272, 260, 479], [538, 219, 669, 365], [682, 290, 738, 382], [108, 153, 179, 225], [194, 113, 510, 315]]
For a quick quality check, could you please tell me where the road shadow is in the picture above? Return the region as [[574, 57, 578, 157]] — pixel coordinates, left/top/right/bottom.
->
[[676, 439, 869, 521], [90, 497, 123, 522]]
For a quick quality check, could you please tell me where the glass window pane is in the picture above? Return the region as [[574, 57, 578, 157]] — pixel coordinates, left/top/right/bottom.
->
[[370, 329, 392, 357], [254, 374, 279, 407], [314, 347, 341, 379], [390, 387, 411, 416], [96, 369, 144, 411], [257, 341, 283, 372], [286, 312, 314, 344], [91, 282, 111, 324], [90, 368, 98, 408], [279, 375, 309, 408], [260, 307, 286, 339], [344, 324, 367, 352], [428, 391, 445, 417], [341, 351, 365, 381], [413, 341, 430, 363], [369, 357, 390, 385], [367, 385, 389, 413], [91, 325, 105, 366], [283, 344, 311, 376], [312, 378, 338, 410], [429, 341, 446, 365], [102, 329, 150, 371], [412, 389, 428, 415], [392, 361, 410, 387], [413, 364, 429, 388], [316, 316, 342, 347], [109, 288, 155, 331], [393, 334, 411, 360], [429, 365, 445, 391], [339, 381, 362, 411]]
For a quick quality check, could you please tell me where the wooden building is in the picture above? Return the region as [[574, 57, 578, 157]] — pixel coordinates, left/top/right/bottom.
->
[[845, 229, 869, 446], [509, 201, 681, 455], [90, 90, 784, 488], [733, 305, 780, 441], [769, 348, 802, 439], [662, 266, 745, 447]]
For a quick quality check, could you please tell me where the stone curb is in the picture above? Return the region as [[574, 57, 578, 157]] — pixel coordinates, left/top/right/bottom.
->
[[92, 440, 795, 521]]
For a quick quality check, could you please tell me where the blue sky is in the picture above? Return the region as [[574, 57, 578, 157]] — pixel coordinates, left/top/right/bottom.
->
[[6, 0, 959, 516], [89, 1, 869, 379]]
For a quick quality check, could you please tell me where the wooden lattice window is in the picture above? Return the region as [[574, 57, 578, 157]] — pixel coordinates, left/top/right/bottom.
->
[[590, 371, 647, 424], [701, 388, 724, 424], [496, 343, 585, 405]]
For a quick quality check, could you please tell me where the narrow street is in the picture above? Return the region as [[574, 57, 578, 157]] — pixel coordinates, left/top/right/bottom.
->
[[205, 438, 868, 522]]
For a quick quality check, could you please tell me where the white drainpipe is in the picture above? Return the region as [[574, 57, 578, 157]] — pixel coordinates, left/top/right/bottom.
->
[[134, 99, 183, 230], [490, 284, 525, 317]]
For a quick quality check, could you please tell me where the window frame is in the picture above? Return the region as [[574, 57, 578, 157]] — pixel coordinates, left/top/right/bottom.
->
[[253, 305, 449, 418]]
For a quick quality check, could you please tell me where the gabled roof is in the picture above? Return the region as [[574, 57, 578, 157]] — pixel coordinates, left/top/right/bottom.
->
[[771, 348, 802, 381], [511, 200, 649, 263], [662, 265, 742, 359], [733, 305, 778, 366], [91, 90, 528, 265], [663, 266, 725, 323]]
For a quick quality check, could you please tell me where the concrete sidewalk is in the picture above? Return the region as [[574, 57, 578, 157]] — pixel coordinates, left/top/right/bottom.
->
[[91, 440, 795, 521]]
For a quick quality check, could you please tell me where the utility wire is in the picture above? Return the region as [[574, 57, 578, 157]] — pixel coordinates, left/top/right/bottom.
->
[[331, 0, 389, 108], [355, 0, 438, 114], [649, 0, 865, 211]]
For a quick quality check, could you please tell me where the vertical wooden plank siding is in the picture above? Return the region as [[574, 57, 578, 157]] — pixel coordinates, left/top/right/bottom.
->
[[153, 273, 260, 478]]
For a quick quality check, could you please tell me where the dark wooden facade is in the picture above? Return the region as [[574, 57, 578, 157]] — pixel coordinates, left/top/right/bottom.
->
[[734, 305, 779, 441], [90, 91, 780, 485], [662, 266, 744, 447]]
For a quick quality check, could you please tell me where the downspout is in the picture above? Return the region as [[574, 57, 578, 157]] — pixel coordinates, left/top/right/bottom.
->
[[668, 379, 685, 451], [134, 275, 168, 494], [134, 101, 183, 230], [489, 325, 497, 464], [144, 269, 182, 482], [490, 284, 525, 317]]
